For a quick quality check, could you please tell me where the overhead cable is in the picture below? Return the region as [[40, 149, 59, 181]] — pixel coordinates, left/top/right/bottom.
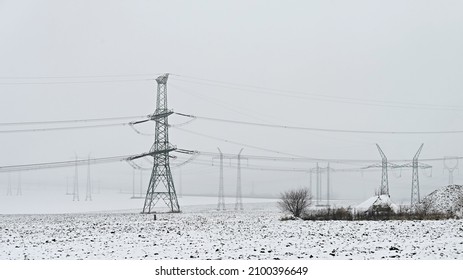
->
[[175, 112, 463, 135]]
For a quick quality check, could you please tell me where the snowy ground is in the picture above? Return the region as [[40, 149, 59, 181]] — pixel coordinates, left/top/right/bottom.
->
[[1, 202, 463, 260]]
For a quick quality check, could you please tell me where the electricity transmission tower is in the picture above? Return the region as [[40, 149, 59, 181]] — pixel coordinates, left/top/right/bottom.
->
[[217, 148, 225, 210], [6, 173, 12, 196], [376, 144, 389, 196], [73, 156, 79, 201], [410, 144, 424, 208], [443, 157, 459, 186], [142, 73, 180, 213], [327, 162, 330, 207], [314, 163, 324, 205], [85, 155, 92, 201], [309, 169, 312, 195], [235, 148, 244, 210], [310, 163, 331, 206], [16, 172, 22, 196]]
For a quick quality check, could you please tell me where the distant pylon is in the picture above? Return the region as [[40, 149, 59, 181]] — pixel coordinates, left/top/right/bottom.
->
[[16, 172, 22, 196], [142, 73, 180, 213], [315, 162, 320, 205], [327, 163, 330, 207], [6, 173, 12, 196], [235, 148, 244, 210], [217, 147, 225, 210], [411, 144, 424, 208], [443, 156, 458, 186], [376, 144, 389, 196], [73, 156, 79, 201], [309, 170, 312, 195], [85, 155, 92, 201]]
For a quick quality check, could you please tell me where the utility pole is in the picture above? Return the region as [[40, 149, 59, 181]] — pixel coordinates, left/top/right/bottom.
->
[[142, 73, 180, 213], [410, 144, 424, 208], [376, 144, 389, 196], [235, 148, 244, 210], [73, 155, 79, 201], [217, 148, 225, 210]]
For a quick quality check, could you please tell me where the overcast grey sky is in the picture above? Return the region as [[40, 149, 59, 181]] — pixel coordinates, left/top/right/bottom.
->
[[1, 0, 463, 203]]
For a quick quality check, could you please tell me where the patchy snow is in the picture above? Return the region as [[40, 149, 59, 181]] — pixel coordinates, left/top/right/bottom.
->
[[354, 195, 399, 213], [421, 185, 463, 214], [1, 203, 462, 260]]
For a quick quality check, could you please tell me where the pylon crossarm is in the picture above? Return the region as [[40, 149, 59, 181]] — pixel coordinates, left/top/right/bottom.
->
[[127, 148, 177, 161], [149, 110, 174, 120]]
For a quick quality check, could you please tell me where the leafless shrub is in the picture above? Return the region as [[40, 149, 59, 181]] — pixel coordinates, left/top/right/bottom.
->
[[278, 188, 312, 218], [303, 207, 353, 221]]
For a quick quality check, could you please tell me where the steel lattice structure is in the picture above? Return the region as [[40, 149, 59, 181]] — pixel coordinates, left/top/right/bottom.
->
[[142, 74, 180, 213], [443, 156, 459, 186], [410, 144, 424, 208], [235, 148, 244, 210], [376, 144, 389, 196]]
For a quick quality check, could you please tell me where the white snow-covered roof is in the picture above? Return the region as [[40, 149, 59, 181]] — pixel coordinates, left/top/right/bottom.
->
[[355, 195, 399, 213]]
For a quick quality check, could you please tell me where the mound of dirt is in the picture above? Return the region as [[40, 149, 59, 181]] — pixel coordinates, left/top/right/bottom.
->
[[420, 185, 463, 214]]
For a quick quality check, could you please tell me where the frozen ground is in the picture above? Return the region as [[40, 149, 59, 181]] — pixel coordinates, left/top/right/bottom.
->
[[1, 202, 463, 260]]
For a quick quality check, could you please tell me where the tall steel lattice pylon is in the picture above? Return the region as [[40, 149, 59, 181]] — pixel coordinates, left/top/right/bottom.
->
[[217, 148, 225, 210], [411, 143, 424, 208], [142, 73, 180, 213], [376, 144, 389, 196], [443, 156, 458, 186], [235, 148, 244, 210]]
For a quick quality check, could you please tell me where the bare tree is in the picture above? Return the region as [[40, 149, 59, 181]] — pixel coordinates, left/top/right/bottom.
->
[[278, 188, 312, 218], [417, 197, 435, 215]]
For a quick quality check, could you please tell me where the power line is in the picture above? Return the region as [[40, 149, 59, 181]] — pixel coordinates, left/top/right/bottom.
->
[[170, 74, 463, 112], [0, 78, 154, 85], [172, 126, 316, 160], [175, 111, 463, 135], [0, 122, 132, 133], [174, 145, 463, 165], [0, 115, 148, 126], [0, 73, 161, 80], [0, 155, 133, 173]]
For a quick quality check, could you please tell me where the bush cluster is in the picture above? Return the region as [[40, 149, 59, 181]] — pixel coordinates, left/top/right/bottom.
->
[[300, 205, 458, 221]]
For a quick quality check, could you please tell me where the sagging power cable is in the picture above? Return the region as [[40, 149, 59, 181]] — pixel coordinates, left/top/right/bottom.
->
[[174, 111, 463, 135]]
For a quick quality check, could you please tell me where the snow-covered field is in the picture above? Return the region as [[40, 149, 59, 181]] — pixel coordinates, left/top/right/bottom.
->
[[1, 202, 463, 260]]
